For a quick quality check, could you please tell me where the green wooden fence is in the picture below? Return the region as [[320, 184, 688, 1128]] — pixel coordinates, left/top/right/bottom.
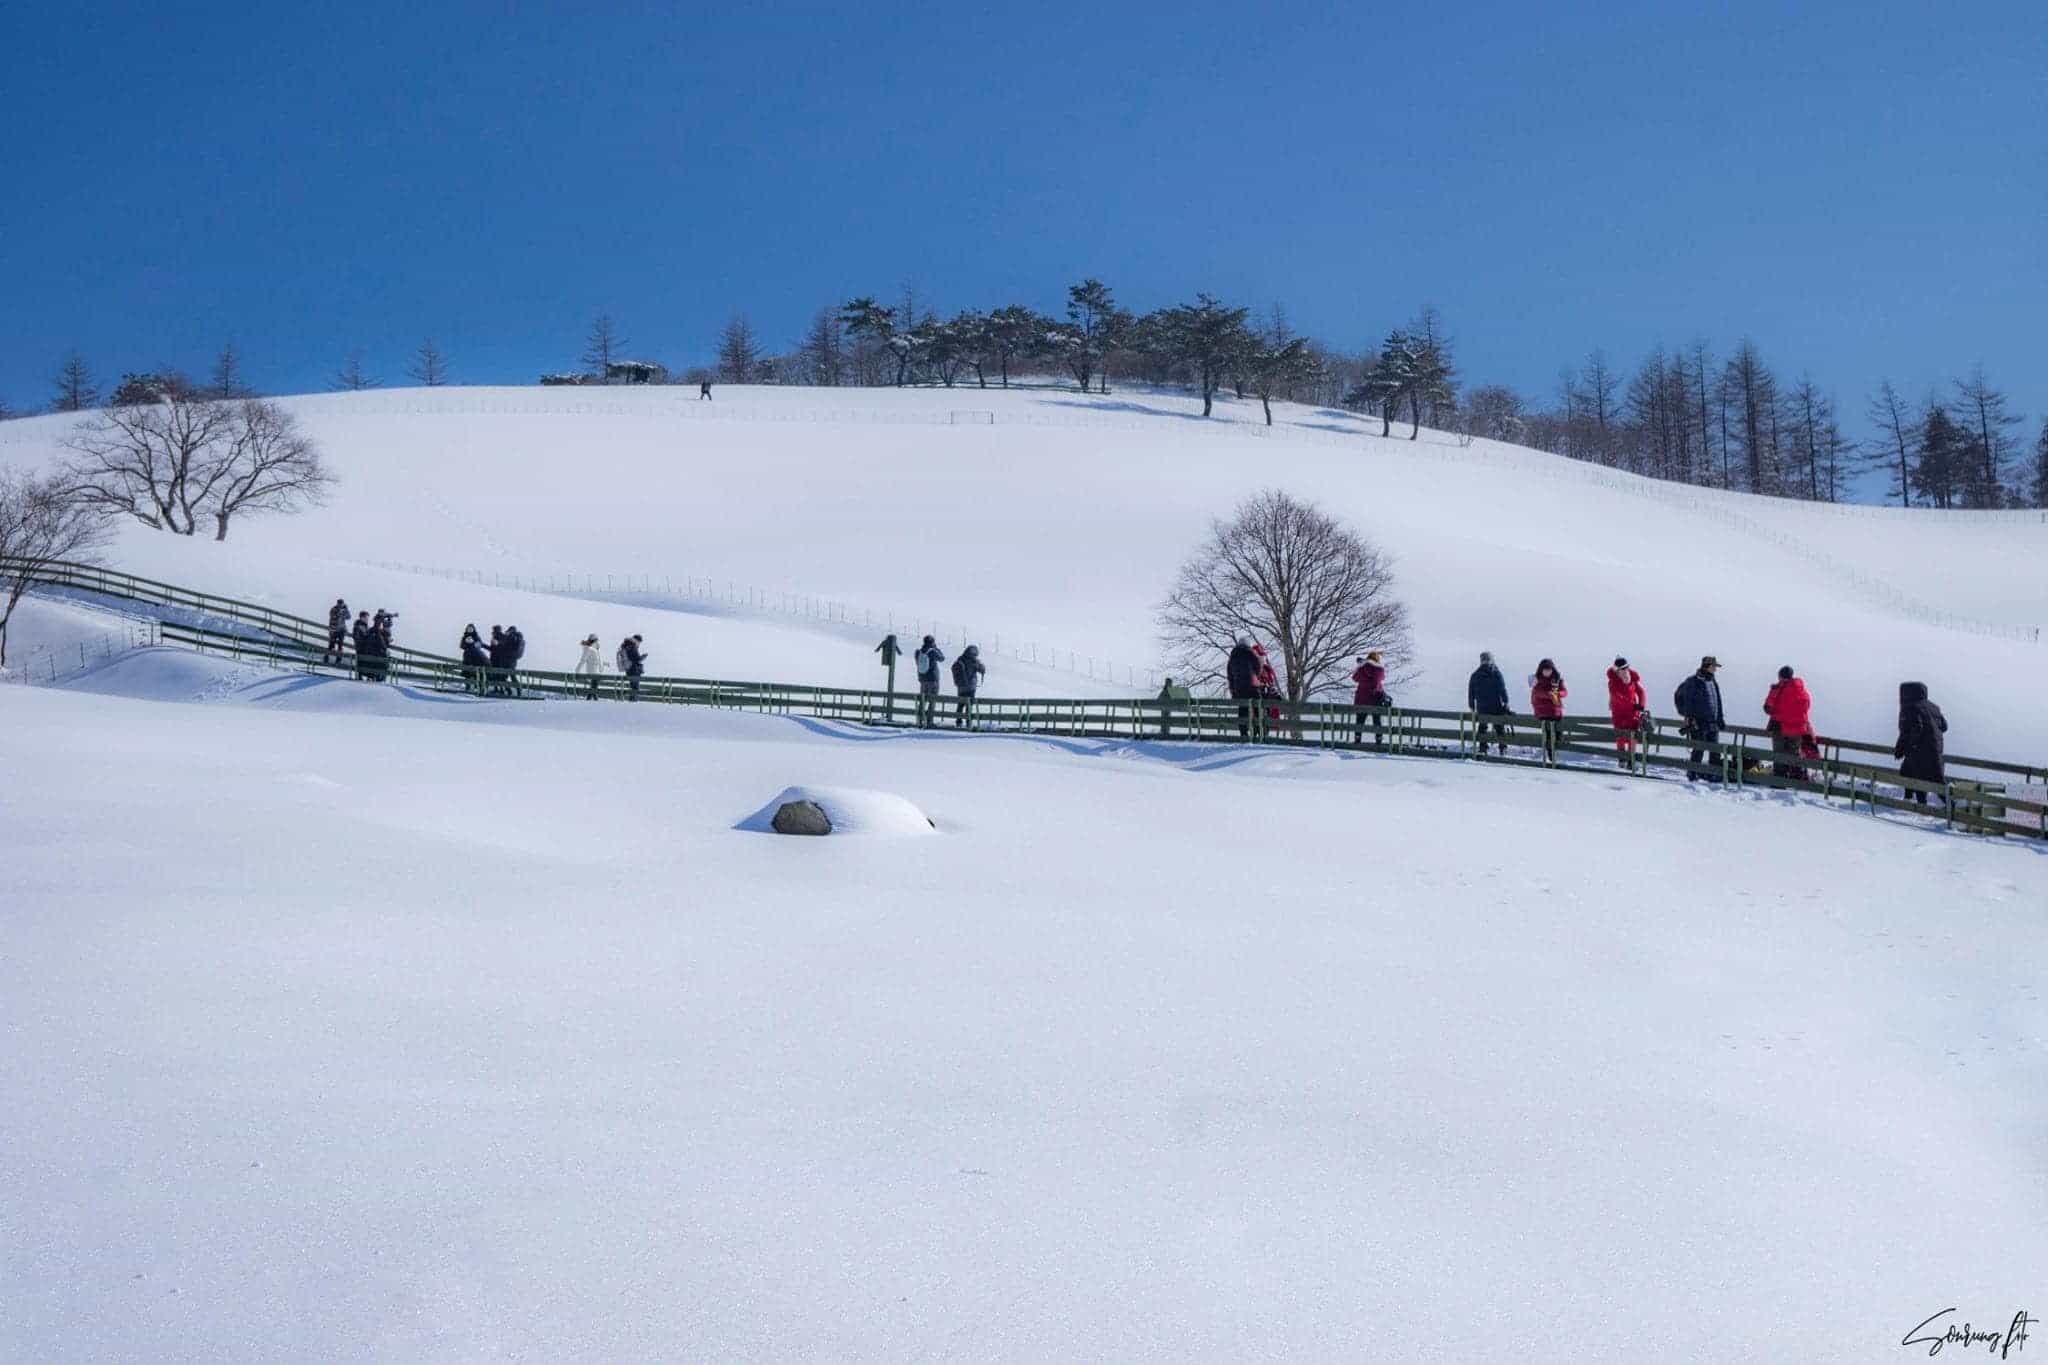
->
[[10, 556, 2046, 841]]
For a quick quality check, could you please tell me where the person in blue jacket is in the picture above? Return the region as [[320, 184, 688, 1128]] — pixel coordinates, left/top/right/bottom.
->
[[1673, 655, 1726, 781], [1466, 650, 1512, 756]]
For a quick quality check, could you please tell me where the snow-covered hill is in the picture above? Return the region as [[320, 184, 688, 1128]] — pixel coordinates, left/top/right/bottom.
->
[[4, 665, 2043, 1362], [4, 383, 2044, 751]]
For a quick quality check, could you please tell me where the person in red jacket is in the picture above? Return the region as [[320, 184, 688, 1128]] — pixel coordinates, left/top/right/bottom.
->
[[1605, 656, 1648, 768], [1529, 658, 1568, 762], [1763, 665, 1815, 781], [1351, 650, 1389, 748], [1250, 644, 1282, 738]]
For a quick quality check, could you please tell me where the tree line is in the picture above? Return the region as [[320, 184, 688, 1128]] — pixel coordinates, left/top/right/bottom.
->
[[15, 294, 2043, 509]]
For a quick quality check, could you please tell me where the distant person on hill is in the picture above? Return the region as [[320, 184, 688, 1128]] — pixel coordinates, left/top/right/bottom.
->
[[913, 635, 945, 727], [1226, 636, 1260, 739], [325, 598, 350, 665], [1606, 657, 1648, 768], [1762, 665, 1816, 781], [1529, 659, 1568, 762], [503, 625, 527, 697], [1893, 681, 1947, 805], [1351, 651, 1390, 748], [350, 611, 373, 679], [460, 624, 489, 695], [699, 379, 713, 400], [1155, 676, 1192, 737], [950, 644, 985, 727], [616, 634, 646, 700], [1673, 656, 1726, 782], [575, 634, 604, 698], [1467, 650, 1512, 756]]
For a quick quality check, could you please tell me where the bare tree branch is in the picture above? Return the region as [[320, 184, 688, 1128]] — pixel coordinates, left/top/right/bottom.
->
[[0, 471, 112, 667]]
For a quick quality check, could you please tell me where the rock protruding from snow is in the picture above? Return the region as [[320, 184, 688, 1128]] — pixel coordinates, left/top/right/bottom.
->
[[770, 799, 832, 836], [742, 785, 936, 836]]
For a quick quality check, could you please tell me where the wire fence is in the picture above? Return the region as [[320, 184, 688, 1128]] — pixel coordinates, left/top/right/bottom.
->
[[1, 620, 157, 686]]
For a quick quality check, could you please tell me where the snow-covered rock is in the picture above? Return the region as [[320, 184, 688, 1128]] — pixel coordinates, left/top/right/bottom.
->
[[742, 783, 935, 835]]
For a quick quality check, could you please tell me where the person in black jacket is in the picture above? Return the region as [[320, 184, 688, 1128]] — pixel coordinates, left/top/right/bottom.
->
[[1466, 650, 1512, 756], [325, 599, 350, 665], [503, 625, 526, 698], [460, 624, 489, 695], [1894, 680, 1948, 805], [357, 615, 390, 682], [349, 611, 372, 679], [485, 626, 508, 695], [619, 634, 646, 700], [1226, 637, 1260, 739], [1673, 655, 1726, 782]]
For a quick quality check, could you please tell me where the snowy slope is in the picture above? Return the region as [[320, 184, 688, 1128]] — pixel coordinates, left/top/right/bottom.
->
[[3, 384, 2044, 753], [3, 662, 2044, 1362]]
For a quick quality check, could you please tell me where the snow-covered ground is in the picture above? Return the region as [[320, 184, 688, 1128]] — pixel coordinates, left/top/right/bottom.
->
[[3, 657, 2043, 1361], [5, 384, 2046, 1360], [3, 383, 2044, 749]]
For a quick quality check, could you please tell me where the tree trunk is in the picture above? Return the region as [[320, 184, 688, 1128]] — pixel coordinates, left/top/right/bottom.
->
[[1409, 393, 1422, 440], [1202, 382, 1214, 418], [1000, 356, 1009, 388], [215, 512, 231, 541], [1262, 393, 1273, 425]]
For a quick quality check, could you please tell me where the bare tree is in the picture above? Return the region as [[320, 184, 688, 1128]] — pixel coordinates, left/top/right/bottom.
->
[[796, 308, 844, 386], [582, 314, 623, 378], [1951, 364, 2020, 507], [409, 338, 449, 386], [1159, 489, 1412, 703], [51, 351, 99, 412], [333, 351, 377, 391], [201, 401, 335, 540], [59, 394, 241, 532], [1866, 380, 1916, 507], [0, 471, 111, 667], [716, 314, 762, 383], [211, 342, 250, 399]]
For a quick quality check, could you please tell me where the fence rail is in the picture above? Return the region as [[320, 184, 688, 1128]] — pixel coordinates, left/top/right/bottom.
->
[[8, 557, 2045, 843]]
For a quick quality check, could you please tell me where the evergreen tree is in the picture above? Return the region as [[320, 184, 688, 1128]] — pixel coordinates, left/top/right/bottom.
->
[[839, 298, 906, 386], [1056, 278, 1120, 394], [797, 309, 844, 386], [1244, 311, 1321, 426], [50, 351, 98, 412], [981, 305, 1045, 388], [408, 338, 448, 386], [332, 351, 377, 391], [1156, 294, 1251, 418], [1912, 403, 1966, 510], [2030, 419, 2048, 509]]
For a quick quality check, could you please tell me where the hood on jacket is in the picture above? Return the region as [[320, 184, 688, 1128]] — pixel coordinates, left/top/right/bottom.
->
[[1899, 681, 1929, 704]]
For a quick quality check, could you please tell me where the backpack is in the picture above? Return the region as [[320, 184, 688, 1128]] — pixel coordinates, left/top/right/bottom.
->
[[949, 657, 967, 688], [616, 642, 632, 672]]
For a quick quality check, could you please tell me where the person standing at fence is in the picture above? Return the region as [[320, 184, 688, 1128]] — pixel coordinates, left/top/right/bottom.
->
[[914, 635, 945, 728], [1763, 666, 1815, 781], [350, 611, 373, 679], [503, 625, 527, 698], [1467, 651, 1512, 756], [1605, 657, 1648, 768], [1251, 645, 1283, 735], [1226, 637, 1260, 739], [1894, 680, 1947, 805], [617, 634, 646, 700], [358, 613, 390, 682], [486, 626, 509, 696], [460, 624, 489, 695], [325, 598, 350, 665], [950, 644, 985, 728], [1155, 676, 1192, 737], [1529, 659, 1568, 762], [575, 634, 604, 699], [1673, 656, 1726, 782], [1351, 651, 1390, 748]]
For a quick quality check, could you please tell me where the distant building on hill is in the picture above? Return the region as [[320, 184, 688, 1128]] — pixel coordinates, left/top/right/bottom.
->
[[539, 372, 590, 387]]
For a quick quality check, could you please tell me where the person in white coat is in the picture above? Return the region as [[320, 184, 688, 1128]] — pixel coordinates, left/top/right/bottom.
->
[[574, 633, 605, 699]]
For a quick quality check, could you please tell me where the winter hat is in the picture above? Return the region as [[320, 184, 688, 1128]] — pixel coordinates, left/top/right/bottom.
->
[[1777, 665, 1794, 680], [632, 634, 643, 643], [1613, 656, 1628, 669], [1700, 655, 1721, 670], [582, 634, 598, 646]]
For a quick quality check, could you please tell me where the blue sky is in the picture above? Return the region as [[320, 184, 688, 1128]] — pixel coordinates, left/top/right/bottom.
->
[[2, 0, 2042, 455]]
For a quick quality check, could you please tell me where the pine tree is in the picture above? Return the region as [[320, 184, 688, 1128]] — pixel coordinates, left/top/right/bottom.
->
[[716, 315, 762, 384], [2030, 419, 2048, 509], [839, 298, 905, 386], [333, 351, 377, 391], [1951, 364, 2021, 507], [409, 338, 448, 386], [798, 309, 844, 386], [1156, 294, 1250, 418], [211, 341, 249, 399], [1912, 403, 1966, 510], [1057, 279, 1120, 394], [582, 314, 623, 379], [50, 351, 98, 412]]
